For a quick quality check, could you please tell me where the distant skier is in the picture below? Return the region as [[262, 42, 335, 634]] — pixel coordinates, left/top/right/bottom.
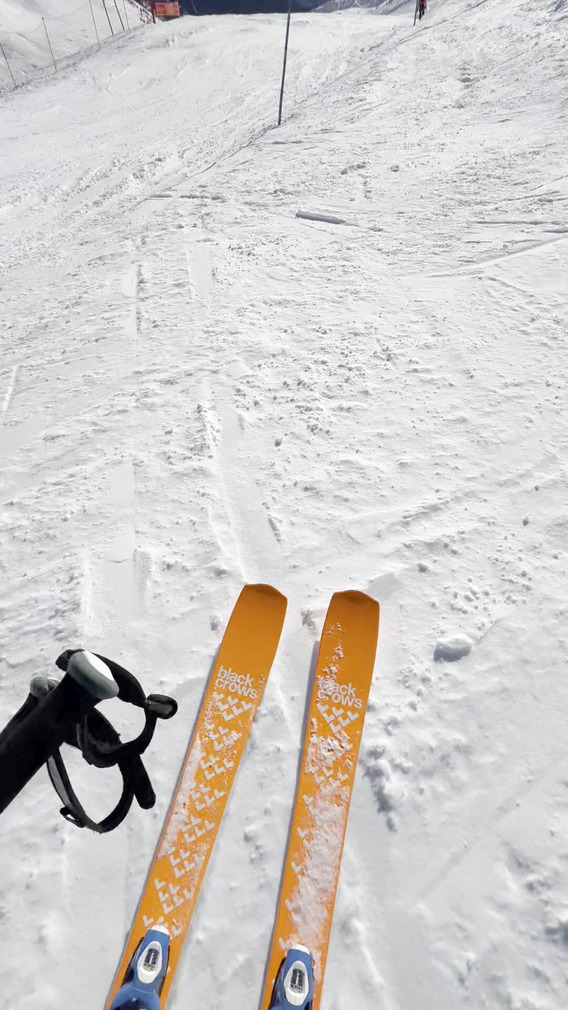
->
[[418, 0, 426, 18]]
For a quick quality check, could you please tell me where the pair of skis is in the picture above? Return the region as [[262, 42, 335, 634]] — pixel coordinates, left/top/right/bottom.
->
[[105, 585, 380, 1010]]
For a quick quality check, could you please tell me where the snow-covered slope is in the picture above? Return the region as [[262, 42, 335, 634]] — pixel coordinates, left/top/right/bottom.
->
[[1, 1, 567, 1009], [0, 0, 76, 29]]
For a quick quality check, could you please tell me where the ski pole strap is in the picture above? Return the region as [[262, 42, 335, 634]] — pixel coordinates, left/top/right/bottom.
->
[[48, 651, 177, 834]]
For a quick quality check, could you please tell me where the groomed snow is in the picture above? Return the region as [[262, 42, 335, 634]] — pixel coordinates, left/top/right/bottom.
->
[[1, 0, 567, 1008]]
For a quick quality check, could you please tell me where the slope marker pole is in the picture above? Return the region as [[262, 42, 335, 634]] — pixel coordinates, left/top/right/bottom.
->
[[278, 0, 293, 127]]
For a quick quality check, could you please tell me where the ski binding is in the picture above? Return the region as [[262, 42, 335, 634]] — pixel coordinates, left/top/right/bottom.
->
[[110, 925, 170, 1010], [269, 946, 314, 1010]]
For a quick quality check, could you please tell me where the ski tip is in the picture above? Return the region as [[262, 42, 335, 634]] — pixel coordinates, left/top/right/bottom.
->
[[330, 589, 380, 613], [243, 584, 288, 606]]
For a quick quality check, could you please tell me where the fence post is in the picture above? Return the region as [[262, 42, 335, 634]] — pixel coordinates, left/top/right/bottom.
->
[[102, 0, 115, 35], [42, 18, 57, 70], [278, 0, 293, 127], [113, 0, 125, 31], [0, 41, 17, 88], [89, 0, 102, 46]]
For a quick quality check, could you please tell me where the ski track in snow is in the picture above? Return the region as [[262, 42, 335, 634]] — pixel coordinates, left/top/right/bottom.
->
[[1, 0, 567, 1008]]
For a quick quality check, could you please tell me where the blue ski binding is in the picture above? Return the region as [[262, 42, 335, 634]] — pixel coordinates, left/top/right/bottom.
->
[[269, 945, 314, 1010], [110, 926, 170, 1010]]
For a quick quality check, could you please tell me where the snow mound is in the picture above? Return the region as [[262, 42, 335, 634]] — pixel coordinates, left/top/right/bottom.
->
[[433, 635, 473, 663]]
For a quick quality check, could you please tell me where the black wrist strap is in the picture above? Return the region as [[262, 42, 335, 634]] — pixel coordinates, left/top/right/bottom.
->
[[47, 651, 177, 834]]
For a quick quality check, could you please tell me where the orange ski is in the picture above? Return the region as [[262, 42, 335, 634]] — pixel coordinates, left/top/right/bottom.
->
[[105, 584, 287, 1010], [261, 591, 380, 1010]]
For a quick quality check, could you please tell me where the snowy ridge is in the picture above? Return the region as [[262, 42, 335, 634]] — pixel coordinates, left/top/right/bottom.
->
[[1, 0, 567, 1008]]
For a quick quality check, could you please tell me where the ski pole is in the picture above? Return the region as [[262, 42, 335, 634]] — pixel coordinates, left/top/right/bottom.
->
[[0, 652, 118, 817]]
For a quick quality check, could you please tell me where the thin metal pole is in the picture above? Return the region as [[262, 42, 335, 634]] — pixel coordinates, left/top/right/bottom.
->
[[102, 0, 115, 35], [413, 0, 418, 24], [42, 18, 57, 70], [278, 0, 293, 127], [113, 0, 126, 31], [0, 41, 17, 88], [89, 0, 101, 46], [123, 0, 130, 31]]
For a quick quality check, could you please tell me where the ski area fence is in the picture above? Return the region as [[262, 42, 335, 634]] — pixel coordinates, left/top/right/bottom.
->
[[0, 0, 153, 92]]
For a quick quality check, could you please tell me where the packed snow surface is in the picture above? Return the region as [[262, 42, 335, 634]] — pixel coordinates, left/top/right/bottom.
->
[[1, 0, 567, 1008]]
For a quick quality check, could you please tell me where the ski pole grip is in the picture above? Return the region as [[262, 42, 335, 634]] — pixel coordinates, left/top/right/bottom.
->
[[67, 651, 119, 703], [0, 654, 118, 818]]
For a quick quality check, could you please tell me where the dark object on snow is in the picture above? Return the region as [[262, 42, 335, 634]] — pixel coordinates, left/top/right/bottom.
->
[[414, 0, 426, 23], [182, 0, 317, 12], [0, 650, 177, 832]]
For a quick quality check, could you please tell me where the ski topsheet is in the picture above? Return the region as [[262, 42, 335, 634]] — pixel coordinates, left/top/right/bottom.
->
[[104, 584, 287, 1010], [261, 590, 380, 1010]]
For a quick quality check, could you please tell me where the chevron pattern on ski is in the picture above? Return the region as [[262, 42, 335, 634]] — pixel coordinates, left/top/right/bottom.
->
[[261, 590, 379, 1010], [104, 584, 287, 1010]]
